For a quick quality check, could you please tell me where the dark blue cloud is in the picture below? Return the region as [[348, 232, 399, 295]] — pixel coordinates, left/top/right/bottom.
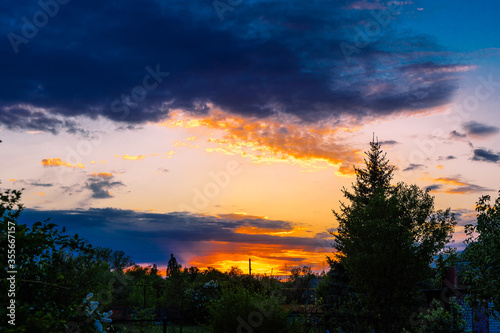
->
[[425, 184, 442, 192], [450, 130, 466, 139], [453, 208, 476, 227], [463, 121, 499, 138], [18, 208, 321, 266], [472, 148, 500, 163], [379, 140, 399, 146], [445, 184, 492, 195], [30, 182, 53, 187], [0, 0, 463, 132], [438, 155, 456, 160], [85, 177, 124, 199], [403, 163, 425, 171]]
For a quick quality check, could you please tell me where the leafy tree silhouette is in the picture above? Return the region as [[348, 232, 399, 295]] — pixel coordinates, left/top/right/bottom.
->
[[331, 139, 456, 332]]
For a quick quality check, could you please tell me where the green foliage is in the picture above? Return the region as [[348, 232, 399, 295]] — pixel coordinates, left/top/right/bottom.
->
[[316, 261, 371, 332], [167, 253, 181, 277], [184, 266, 201, 282], [125, 264, 163, 307], [185, 280, 221, 323], [207, 284, 290, 333], [227, 266, 244, 277], [94, 247, 135, 271], [343, 139, 395, 206], [414, 299, 468, 333], [200, 266, 226, 282], [433, 247, 460, 288], [0, 187, 130, 332], [463, 189, 500, 319], [284, 266, 317, 305], [331, 140, 456, 331]]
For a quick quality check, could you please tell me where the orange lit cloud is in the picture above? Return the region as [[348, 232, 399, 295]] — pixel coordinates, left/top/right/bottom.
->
[[234, 226, 302, 237], [435, 177, 468, 186], [88, 172, 113, 178], [41, 158, 85, 169], [219, 213, 306, 237], [8, 179, 16, 182], [422, 176, 492, 195], [158, 110, 362, 175], [421, 176, 467, 186], [164, 151, 176, 158], [115, 154, 145, 161], [173, 140, 188, 148], [219, 212, 268, 220]]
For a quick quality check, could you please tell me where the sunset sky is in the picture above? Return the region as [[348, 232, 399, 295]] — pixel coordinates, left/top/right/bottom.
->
[[1, 0, 499, 276]]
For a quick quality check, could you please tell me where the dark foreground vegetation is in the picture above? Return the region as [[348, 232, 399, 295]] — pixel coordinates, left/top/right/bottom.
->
[[1, 141, 498, 332]]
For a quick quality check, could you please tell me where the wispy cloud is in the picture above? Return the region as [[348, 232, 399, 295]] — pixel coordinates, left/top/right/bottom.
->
[[41, 158, 85, 169], [403, 163, 425, 171], [450, 130, 466, 139], [438, 155, 456, 160], [423, 176, 493, 194], [444, 184, 492, 195], [0, 105, 83, 135], [379, 140, 399, 146], [344, 0, 387, 10], [422, 176, 467, 186]]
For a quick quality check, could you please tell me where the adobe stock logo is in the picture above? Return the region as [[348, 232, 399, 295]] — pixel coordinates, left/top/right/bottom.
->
[[110, 64, 169, 121], [179, 160, 243, 223], [60, 64, 168, 181], [212, 0, 244, 21], [339, 2, 402, 63], [7, 0, 71, 54]]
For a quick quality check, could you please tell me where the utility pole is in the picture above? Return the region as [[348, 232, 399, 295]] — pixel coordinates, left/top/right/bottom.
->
[[249, 258, 252, 277]]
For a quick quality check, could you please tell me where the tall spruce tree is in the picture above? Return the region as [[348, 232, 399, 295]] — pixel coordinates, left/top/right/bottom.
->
[[331, 139, 456, 332], [343, 139, 395, 205]]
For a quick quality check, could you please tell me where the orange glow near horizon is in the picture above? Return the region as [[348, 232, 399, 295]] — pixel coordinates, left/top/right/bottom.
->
[[187, 241, 330, 276]]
